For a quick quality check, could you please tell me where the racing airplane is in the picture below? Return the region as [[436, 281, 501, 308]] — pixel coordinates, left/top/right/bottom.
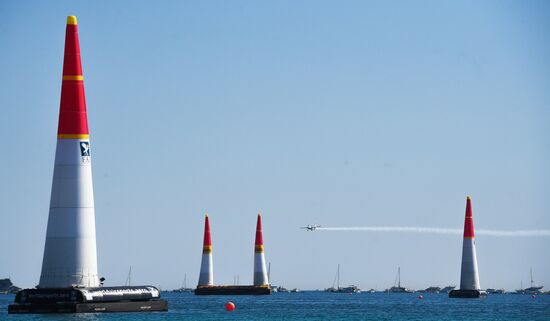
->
[[300, 224, 321, 231]]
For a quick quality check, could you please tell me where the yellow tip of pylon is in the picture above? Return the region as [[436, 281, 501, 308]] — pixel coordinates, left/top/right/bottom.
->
[[467, 195, 471, 200], [67, 16, 78, 25]]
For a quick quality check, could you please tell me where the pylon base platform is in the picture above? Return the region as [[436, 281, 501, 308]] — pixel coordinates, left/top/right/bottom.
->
[[195, 285, 271, 295], [8, 286, 168, 314], [449, 289, 487, 298]]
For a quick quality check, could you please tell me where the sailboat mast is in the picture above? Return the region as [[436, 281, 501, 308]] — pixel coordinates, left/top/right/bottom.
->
[[337, 264, 340, 290], [125, 266, 132, 286], [398, 267, 401, 288], [530, 268, 534, 288]]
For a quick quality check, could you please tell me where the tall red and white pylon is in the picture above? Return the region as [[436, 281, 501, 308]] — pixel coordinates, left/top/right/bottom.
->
[[197, 214, 214, 286], [253, 214, 269, 286], [459, 196, 481, 291], [39, 16, 100, 288]]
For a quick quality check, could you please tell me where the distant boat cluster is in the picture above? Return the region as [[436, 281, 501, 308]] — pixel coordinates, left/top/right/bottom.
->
[[188, 263, 544, 295], [304, 266, 546, 295]]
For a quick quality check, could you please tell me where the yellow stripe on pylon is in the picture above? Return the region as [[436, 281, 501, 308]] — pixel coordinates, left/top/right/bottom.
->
[[63, 75, 84, 81], [255, 245, 264, 252], [57, 134, 89, 139]]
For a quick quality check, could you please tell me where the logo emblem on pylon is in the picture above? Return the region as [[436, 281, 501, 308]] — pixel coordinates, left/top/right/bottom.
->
[[80, 142, 90, 156]]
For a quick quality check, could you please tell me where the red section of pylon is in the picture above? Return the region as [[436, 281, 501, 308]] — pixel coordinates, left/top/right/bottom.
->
[[63, 23, 83, 76], [58, 17, 89, 136], [463, 196, 475, 238], [203, 215, 212, 246], [255, 214, 263, 246]]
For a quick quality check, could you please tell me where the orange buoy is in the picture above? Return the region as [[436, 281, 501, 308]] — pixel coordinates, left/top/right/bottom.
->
[[226, 301, 235, 311]]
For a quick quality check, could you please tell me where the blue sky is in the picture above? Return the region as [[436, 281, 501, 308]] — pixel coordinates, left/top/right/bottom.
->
[[0, 0, 549, 290]]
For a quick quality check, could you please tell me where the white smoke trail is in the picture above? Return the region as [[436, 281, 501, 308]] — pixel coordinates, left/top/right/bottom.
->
[[316, 226, 550, 237]]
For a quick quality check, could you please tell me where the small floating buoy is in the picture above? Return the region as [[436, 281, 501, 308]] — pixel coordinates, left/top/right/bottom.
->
[[226, 301, 235, 311], [418, 295, 424, 299], [531, 295, 536, 299]]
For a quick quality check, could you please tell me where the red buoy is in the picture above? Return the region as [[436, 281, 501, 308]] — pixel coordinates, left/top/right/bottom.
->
[[226, 301, 235, 311]]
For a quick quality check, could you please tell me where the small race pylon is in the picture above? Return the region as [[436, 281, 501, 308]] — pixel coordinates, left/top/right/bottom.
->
[[194, 213, 272, 295], [253, 214, 269, 286], [198, 214, 214, 286], [449, 196, 487, 298]]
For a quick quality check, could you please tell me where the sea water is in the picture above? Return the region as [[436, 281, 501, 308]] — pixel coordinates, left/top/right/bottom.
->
[[2, 292, 549, 320]]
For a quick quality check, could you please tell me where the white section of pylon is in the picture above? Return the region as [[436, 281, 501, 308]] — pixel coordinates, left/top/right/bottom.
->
[[459, 237, 480, 290], [198, 252, 213, 286], [253, 252, 269, 286], [38, 138, 100, 288]]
